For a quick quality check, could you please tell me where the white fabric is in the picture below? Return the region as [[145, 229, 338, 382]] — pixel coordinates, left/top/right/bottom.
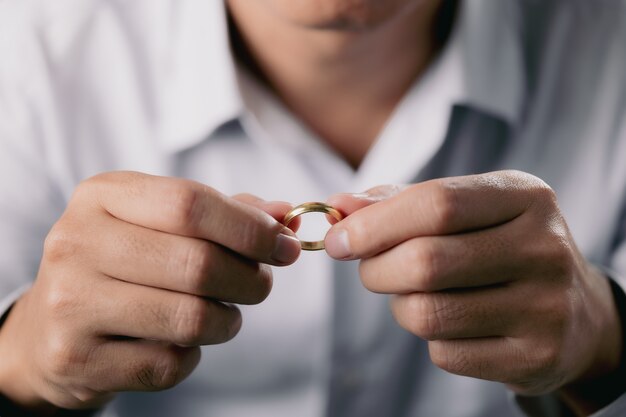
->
[[1, 1, 625, 416]]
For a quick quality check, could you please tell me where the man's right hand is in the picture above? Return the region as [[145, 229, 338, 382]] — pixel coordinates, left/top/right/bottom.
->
[[0, 171, 301, 412]]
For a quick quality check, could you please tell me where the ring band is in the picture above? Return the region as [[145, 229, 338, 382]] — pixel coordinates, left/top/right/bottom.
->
[[283, 202, 343, 251]]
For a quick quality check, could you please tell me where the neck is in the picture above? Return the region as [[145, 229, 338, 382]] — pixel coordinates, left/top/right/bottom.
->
[[228, 0, 449, 168]]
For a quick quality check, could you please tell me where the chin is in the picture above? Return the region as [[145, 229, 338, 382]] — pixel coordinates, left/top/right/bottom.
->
[[263, 0, 426, 30]]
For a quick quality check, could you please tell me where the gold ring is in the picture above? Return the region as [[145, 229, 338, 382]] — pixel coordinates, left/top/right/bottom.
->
[[283, 202, 343, 251]]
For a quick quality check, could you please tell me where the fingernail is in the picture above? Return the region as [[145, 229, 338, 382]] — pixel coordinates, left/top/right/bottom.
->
[[271, 229, 301, 264], [336, 192, 379, 203], [352, 185, 406, 201], [325, 228, 352, 259], [349, 193, 374, 199]]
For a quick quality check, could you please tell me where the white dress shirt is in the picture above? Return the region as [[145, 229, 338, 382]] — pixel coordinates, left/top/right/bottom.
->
[[0, 1, 625, 416]]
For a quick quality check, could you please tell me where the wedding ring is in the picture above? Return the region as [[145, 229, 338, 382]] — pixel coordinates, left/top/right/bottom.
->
[[283, 202, 343, 251]]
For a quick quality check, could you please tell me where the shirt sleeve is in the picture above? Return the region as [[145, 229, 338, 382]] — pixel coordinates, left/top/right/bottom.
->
[[0, 284, 31, 325], [587, 394, 626, 417], [0, 1, 66, 314]]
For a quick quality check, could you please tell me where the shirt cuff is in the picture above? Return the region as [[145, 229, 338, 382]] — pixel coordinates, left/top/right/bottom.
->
[[513, 393, 626, 417], [588, 394, 626, 417], [0, 283, 30, 325]]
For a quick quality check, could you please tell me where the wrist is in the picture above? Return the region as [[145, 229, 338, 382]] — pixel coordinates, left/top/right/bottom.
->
[[558, 276, 626, 416], [0, 291, 109, 417], [0, 293, 57, 415]]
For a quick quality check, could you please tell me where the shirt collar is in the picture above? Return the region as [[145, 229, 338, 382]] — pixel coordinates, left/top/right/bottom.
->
[[456, 0, 526, 127], [157, 0, 525, 154], [156, 0, 243, 153]]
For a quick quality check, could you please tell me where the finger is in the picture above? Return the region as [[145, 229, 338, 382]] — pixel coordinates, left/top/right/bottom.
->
[[326, 185, 408, 218], [358, 213, 555, 293], [325, 171, 551, 260], [233, 193, 301, 232], [325, 185, 406, 225], [81, 172, 300, 265], [427, 337, 554, 392], [83, 216, 272, 304], [390, 287, 519, 340], [86, 277, 242, 346], [83, 340, 201, 393]]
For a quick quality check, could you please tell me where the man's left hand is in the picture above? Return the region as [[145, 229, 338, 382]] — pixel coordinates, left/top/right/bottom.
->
[[325, 170, 622, 414]]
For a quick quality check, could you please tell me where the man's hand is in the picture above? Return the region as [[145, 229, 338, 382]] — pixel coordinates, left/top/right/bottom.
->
[[0, 171, 301, 412], [325, 170, 623, 415]]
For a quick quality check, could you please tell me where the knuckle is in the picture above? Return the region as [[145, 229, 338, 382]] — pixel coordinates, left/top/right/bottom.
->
[[419, 304, 446, 340], [508, 344, 567, 395], [65, 388, 109, 407], [239, 221, 265, 252], [44, 333, 87, 379], [526, 177, 559, 213], [171, 296, 211, 346], [345, 216, 374, 254], [548, 241, 575, 279], [540, 292, 572, 333], [533, 179, 557, 202], [428, 341, 448, 369], [73, 172, 121, 202], [43, 280, 78, 320], [247, 264, 273, 304], [50, 394, 92, 410], [358, 259, 380, 291], [231, 209, 285, 258], [169, 183, 208, 231], [429, 341, 471, 376], [232, 193, 259, 205], [347, 216, 366, 243], [179, 241, 214, 295], [224, 308, 243, 342], [526, 343, 561, 377], [71, 179, 93, 201], [43, 223, 80, 264], [408, 241, 443, 291], [343, 215, 392, 255], [398, 294, 444, 340], [429, 181, 459, 231], [86, 171, 117, 184], [135, 352, 183, 390], [534, 229, 576, 283]]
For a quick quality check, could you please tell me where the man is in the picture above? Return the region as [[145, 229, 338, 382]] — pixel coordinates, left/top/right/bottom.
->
[[0, 0, 624, 416]]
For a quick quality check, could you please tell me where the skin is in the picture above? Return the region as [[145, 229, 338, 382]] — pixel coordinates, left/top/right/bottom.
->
[[0, 1, 439, 413], [228, 0, 444, 168], [325, 174, 623, 416], [0, 1, 622, 415], [0, 172, 301, 412]]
